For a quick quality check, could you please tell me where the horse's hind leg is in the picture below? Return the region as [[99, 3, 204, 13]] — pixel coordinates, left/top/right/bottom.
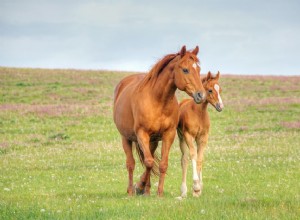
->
[[122, 136, 135, 196]]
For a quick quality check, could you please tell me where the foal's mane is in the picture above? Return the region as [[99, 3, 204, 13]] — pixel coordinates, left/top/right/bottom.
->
[[201, 75, 209, 83]]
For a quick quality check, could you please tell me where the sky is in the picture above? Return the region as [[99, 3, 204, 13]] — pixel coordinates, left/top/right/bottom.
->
[[0, 0, 300, 75]]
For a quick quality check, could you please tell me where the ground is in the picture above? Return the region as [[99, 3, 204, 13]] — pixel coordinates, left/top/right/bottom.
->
[[0, 67, 299, 219]]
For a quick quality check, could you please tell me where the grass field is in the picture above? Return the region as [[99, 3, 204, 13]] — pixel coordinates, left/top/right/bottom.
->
[[0, 67, 299, 219]]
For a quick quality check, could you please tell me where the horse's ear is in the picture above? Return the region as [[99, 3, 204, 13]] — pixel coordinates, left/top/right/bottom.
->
[[180, 45, 186, 57], [192, 46, 199, 55], [216, 71, 220, 80]]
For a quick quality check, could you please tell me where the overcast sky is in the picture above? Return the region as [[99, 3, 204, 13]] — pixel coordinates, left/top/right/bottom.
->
[[1, 0, 300, 75]]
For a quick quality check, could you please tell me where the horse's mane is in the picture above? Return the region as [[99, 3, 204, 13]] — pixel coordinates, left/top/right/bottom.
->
[[138, 53, 180, 89], [139, 50, 200, 89]]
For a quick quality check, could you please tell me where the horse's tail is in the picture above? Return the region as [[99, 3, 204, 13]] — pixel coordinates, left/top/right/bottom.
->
[[134, 142, 160, 177]]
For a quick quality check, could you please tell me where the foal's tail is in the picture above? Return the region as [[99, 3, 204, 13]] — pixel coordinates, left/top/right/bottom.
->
[[134, 142, 160, 177]]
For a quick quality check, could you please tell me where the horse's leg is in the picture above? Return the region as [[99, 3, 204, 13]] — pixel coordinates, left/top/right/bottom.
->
[[179, 135, 189, 198], [135, 130, 153, 195], [157, 130, 176, 197], [144, 141, 159, 195], [194, 133, 208, 197], [184, 132, 201, 196], [122, 136, 135, 196]]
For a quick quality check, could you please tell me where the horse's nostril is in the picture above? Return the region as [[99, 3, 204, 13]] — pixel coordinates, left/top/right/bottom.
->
[[197, 92, 203, 99], [192, 91, 205, 104]]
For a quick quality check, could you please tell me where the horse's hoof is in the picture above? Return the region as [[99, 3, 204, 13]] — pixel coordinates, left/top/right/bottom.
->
[[157, 191, 164, 197], [193, 184, 201, 192], [143, 192, 150, 197], [192, 190, 202, 197], [134, 184, 145, 195], [193, 180, 201, 192], [181, 192, 187, 198], [127, 185, 135, 196]]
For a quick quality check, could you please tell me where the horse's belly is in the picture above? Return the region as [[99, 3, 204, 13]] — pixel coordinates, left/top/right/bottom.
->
[[114, 101, 135, 137]]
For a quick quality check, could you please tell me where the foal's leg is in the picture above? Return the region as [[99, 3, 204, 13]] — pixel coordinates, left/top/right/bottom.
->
[[157, 130, 176, 197], [194, 133, 209, 197], [122, 136, 135, 196], [184, 132, 201, 195], [179, 135, 189, 198], [135, 130, 153, 195]]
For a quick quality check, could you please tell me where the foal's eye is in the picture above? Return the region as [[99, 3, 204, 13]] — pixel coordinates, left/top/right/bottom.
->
[[182, 68, 189, 74], [208, 89, 213, 94]]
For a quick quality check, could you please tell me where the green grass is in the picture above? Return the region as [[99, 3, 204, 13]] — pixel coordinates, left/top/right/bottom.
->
[[0, 67, 299, 219]]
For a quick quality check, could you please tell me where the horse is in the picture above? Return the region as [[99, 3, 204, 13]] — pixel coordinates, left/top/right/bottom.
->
[[177, 71, 224, 198], [113, 46, 206, 196]]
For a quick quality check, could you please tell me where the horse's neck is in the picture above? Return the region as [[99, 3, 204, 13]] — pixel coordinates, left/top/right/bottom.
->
[[144, 68, 177, 103]]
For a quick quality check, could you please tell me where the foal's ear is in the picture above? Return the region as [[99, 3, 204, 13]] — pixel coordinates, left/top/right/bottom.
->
[[180, 45, 186, 57], [192, 46, 199, 55], [207, 71, 212, 80], [216, 71, 220, 80]]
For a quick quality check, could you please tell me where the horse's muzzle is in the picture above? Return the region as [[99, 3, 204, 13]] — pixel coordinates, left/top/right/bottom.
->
[[192, 91, 205, 104]]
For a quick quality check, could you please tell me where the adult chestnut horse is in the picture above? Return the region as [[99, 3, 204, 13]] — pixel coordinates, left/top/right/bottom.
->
[[177, 71, 224, 198], [113, 46, 206, 196]]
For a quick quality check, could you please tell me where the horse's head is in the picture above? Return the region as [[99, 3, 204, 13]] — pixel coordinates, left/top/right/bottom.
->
[[174, 46, 206, 104], [203, 71, 224, 112]]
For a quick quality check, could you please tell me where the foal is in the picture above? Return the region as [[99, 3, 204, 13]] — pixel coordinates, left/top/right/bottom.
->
[[177, 71, 224, 197]]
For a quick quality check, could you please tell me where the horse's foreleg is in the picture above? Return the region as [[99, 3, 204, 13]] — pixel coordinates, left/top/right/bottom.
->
[[145, 141, 159, 195], [135, 130, 152, 195], [157, 130, 176, 197], [184, 132, 201, 195], [179, 136, 189, 198], [122, 137, 135, 196], [194, 133, 208, 197]]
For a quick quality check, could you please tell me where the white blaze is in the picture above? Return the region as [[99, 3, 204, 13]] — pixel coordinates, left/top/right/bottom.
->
[[192, 62, 197, 70], [214, 84, 224, 108]]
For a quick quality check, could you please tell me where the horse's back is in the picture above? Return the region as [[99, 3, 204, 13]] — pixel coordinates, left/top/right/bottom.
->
[[114, 73, 145, 104]]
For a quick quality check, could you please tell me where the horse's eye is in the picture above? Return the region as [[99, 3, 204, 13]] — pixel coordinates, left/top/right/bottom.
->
[[208, 89, 213, 94], [182, 68, 189, 74]]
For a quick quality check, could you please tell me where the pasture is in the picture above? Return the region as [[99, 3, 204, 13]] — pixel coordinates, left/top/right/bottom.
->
[[0, 67, 299, 219]]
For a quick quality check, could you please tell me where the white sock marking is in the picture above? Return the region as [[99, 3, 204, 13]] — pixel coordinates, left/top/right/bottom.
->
[[192, 159, 199, 181]]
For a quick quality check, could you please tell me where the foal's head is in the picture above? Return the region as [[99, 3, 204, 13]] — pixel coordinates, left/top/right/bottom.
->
[[174, 46, 206, 104], [202, 71, 224, 112]]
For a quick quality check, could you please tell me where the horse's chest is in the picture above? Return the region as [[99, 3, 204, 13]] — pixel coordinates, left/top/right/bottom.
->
[[149, 114, 175, 131], [134, 101, 178, 134]]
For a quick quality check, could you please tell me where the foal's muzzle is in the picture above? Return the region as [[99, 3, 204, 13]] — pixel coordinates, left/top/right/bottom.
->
[[192, 91, 205, 104], [216, 102, 224, 112]]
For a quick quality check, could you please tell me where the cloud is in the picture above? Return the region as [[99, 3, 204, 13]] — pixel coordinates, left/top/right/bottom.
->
[[0, 0, 300, 74]]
